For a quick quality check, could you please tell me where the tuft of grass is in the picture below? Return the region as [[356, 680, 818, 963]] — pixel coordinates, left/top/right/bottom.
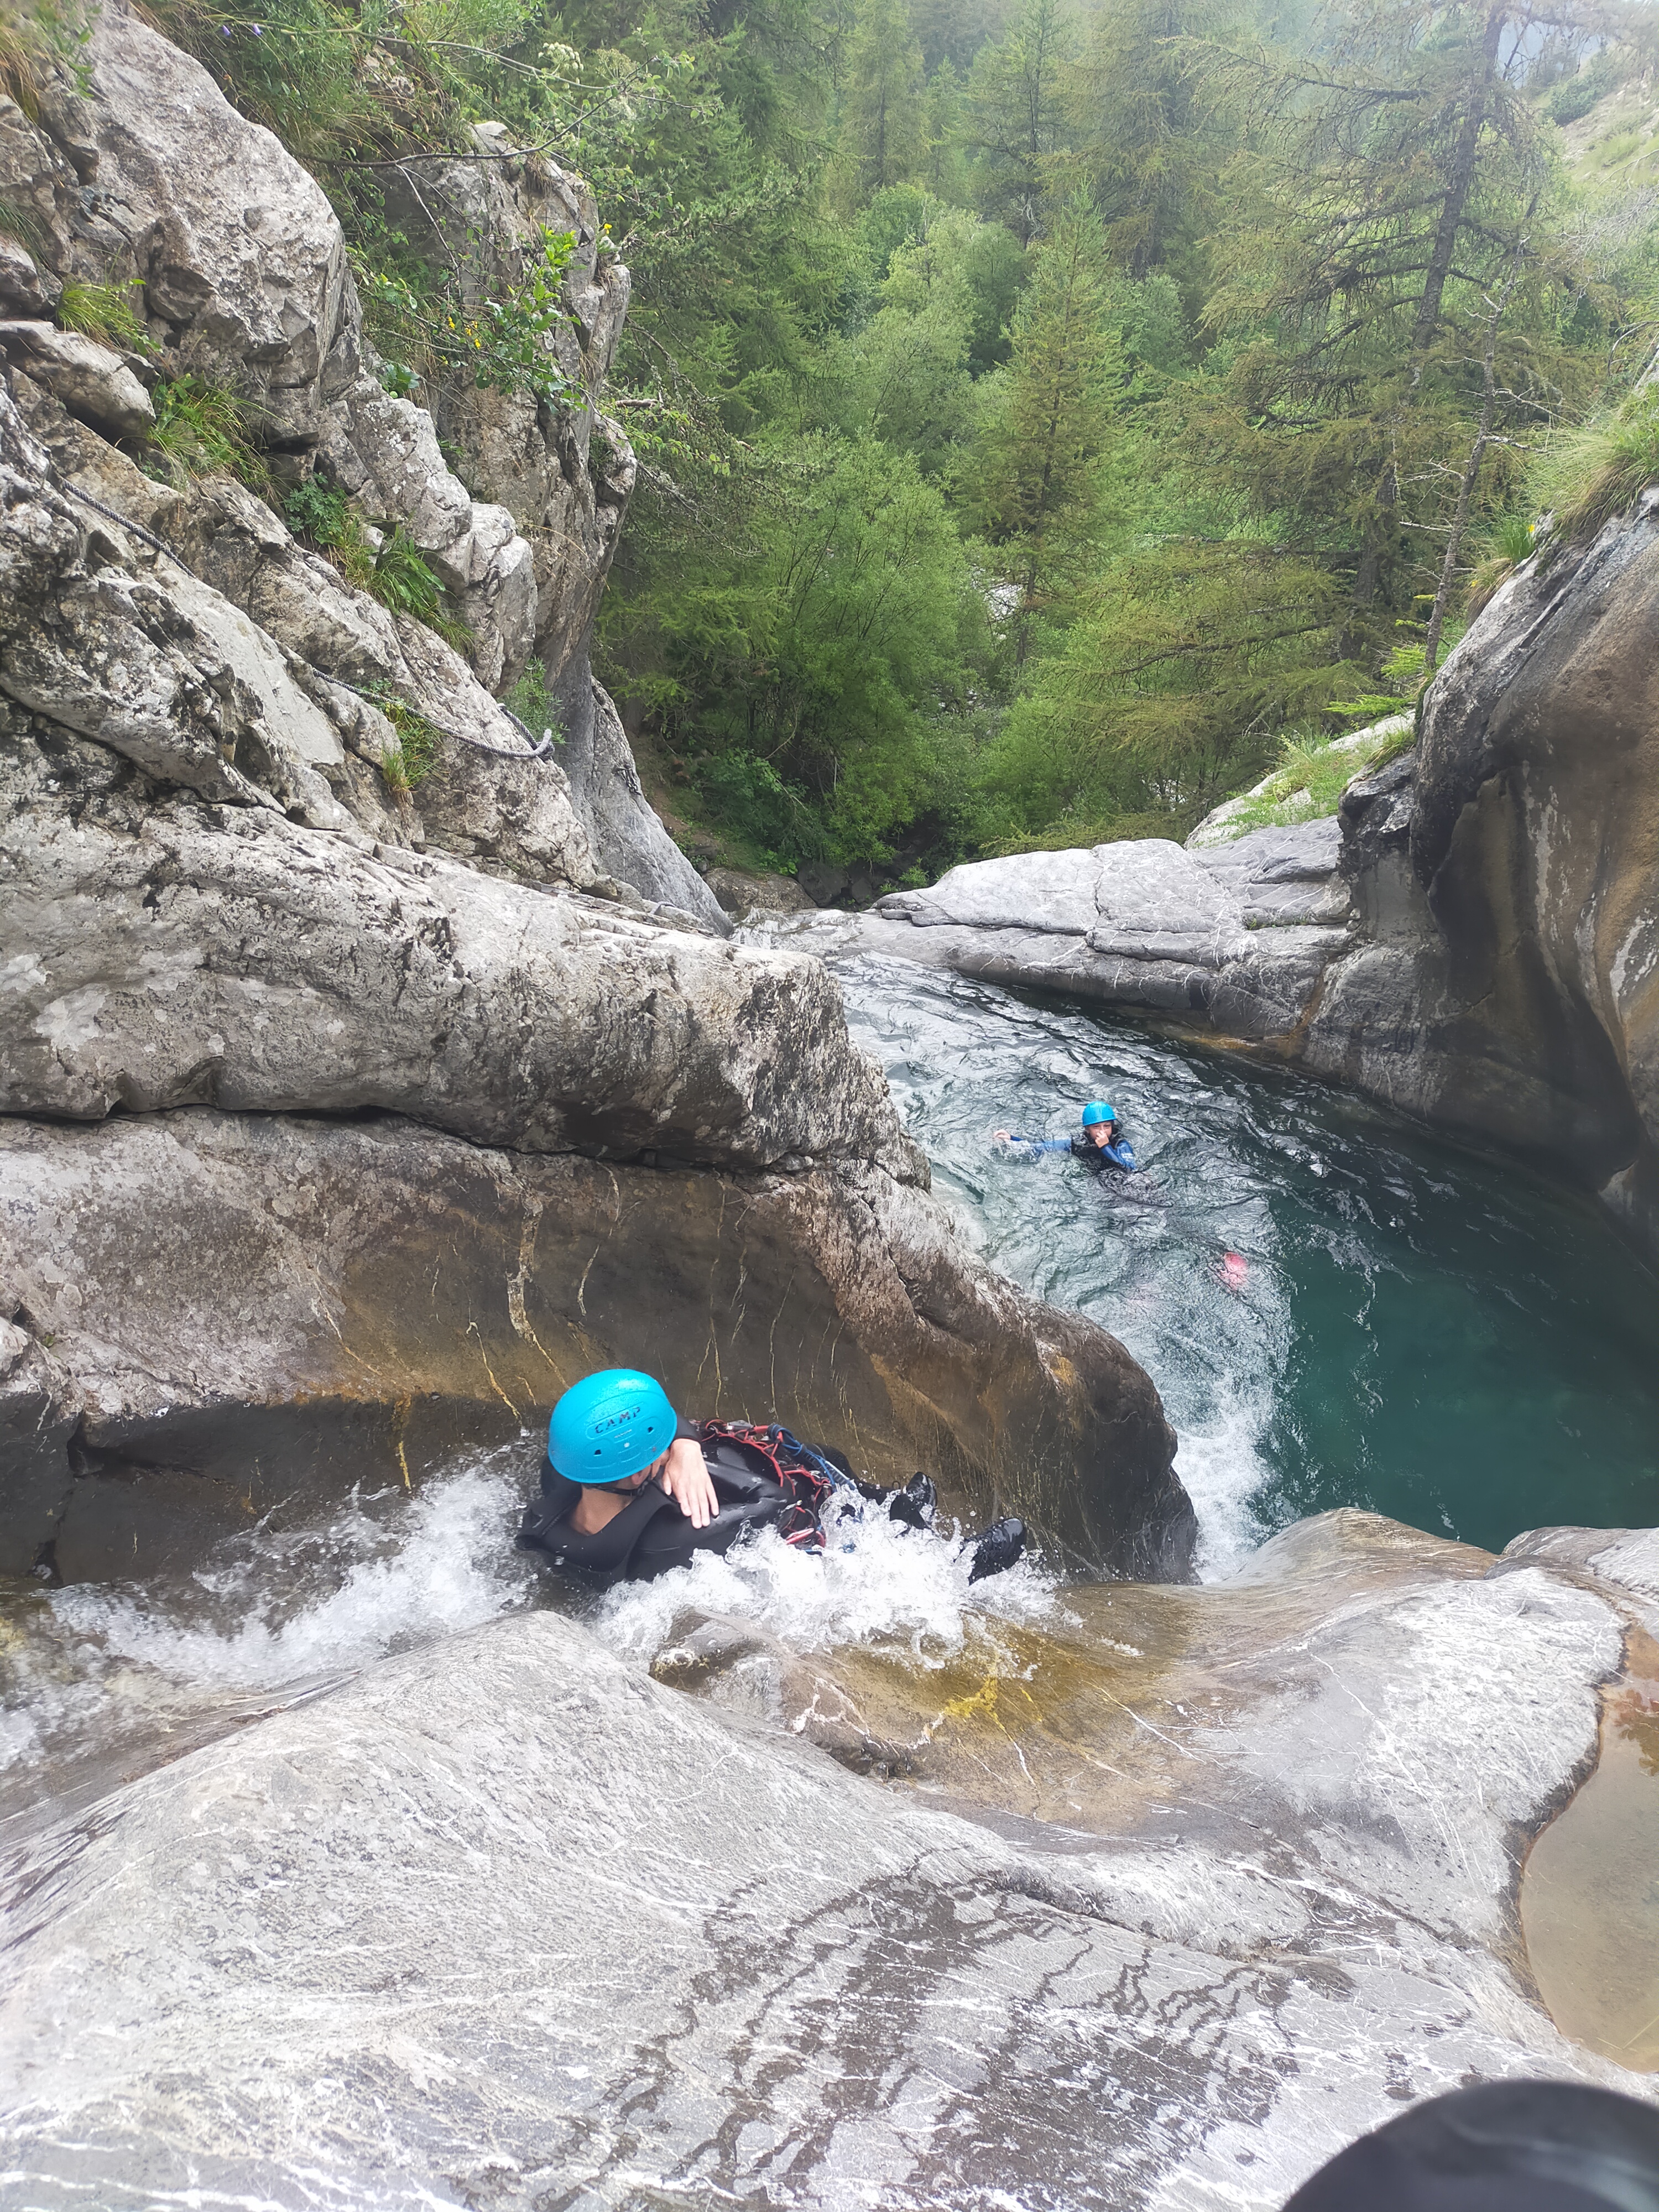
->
[[57, 278, 154, 354], [0, 192, 50, 256], [1216, 717, 1413, 838], [145, 375, 271, 489], [1465, 513, 1539, 617], [0, 13, 44, 118], [370, 525, 472, 649], [376, 697, 444, 792], [1534, 387, 1659, 546], [284, 479, 471, 648]]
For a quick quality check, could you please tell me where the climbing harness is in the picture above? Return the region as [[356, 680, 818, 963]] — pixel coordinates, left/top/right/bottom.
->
[[692, 1421, 847, 1551]]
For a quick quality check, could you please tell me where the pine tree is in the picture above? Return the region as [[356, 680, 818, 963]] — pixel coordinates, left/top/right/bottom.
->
[[838, 0, 926, 199], [921, 59, 970, 201], [972, 195, 1124, 662], [1065, 0, 1235, 279], [964, 0, 1077, 242], [1196, 0, 1611, 657]]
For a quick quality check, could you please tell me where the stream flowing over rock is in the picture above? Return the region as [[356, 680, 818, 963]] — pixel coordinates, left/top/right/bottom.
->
[[2, 1515, 1654, 2210], [2, 12, 1653, 2208], [810, 519, 1659, 1261], [0, 2, 1191, 1587]]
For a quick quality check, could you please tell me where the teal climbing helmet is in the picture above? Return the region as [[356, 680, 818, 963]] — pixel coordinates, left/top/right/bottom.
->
[[1080, 1099, 1119, 1127], [549, 1368, 677, 1484]]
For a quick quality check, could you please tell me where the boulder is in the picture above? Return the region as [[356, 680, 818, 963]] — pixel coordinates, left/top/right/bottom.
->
[[0, 726, 911, 1178], [0, 1517, 1648, 2207], [706, 867, 815, 917], [0, 1108, 1188, 1581], [0, 320, 153, 438]]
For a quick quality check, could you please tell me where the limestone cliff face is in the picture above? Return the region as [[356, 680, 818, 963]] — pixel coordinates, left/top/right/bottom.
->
[[0, 0, 721, 924], [0, 11, 1192, 1583]]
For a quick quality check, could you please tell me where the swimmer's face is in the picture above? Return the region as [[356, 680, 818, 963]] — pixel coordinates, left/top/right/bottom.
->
[[1086, 1121, 1117, 1148]]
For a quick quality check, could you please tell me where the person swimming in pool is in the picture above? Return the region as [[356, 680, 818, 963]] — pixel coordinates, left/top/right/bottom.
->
[[994, 1099, 1137, 1173]]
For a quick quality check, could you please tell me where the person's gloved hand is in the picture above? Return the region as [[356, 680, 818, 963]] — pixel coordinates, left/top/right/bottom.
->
[[656, 1435, 718, 1528]]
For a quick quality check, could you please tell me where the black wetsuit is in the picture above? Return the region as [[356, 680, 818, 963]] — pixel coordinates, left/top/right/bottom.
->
[[519, 1426, 831, 1589]]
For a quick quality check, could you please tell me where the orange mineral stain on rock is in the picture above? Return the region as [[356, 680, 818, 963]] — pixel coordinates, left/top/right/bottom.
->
[[1521, 1624, 1659, 2072]]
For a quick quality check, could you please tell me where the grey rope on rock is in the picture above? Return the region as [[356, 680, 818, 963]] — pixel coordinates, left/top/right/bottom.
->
[[58, 478, 555, 763]]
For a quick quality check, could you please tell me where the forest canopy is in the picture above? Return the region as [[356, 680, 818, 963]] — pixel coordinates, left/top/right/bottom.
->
[[153, 0, 1659, 879]]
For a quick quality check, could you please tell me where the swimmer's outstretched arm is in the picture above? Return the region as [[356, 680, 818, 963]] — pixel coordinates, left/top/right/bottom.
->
[[993, 1130, 1071, 1156]]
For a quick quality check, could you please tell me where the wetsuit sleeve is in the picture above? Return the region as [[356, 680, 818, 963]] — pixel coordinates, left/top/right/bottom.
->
[[1003, 1135, 1071, 1155], [1102, 1139, 1136, 1170]]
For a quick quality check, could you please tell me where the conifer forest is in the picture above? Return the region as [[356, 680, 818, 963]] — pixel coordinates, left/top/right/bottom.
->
[[150, 0, 1659, 881]]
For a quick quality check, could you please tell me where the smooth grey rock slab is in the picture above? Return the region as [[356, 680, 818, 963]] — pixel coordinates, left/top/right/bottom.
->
[[1198, 820, 1344, 885], [0, 727, 912, 1178], [878, 844, 1105, 934], [0, 1522, 1651, 2211], [863, 836, 1344, 1031]]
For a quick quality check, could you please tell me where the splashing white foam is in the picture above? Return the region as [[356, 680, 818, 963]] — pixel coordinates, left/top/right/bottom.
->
[[592, 1494, 1060, 1666], [48, 1461, 529, 1695]]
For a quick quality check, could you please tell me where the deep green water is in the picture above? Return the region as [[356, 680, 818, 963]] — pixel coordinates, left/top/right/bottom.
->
[[836, 953, 1659, 1571]]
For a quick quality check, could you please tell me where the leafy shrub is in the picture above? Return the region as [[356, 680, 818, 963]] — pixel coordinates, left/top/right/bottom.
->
[[503, 658, 564, 745], [57, 279, 152, 353], [145, 375, 270, 489], [1534, 388, 1659, 545], [695, 752, 825, 869], [284, 478, 379, 594]]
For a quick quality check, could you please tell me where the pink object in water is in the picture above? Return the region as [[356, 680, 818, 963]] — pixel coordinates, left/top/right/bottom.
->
[[1220, 1251, 1249, 1292]]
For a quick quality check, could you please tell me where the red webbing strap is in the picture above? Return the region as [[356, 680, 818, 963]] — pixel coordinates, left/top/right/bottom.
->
[[696, 1421, 833, 1551]]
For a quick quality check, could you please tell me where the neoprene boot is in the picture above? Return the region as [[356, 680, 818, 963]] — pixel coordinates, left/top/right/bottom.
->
[[968, 1516, 1026, 1582], [884, 1473, 937, 1531]]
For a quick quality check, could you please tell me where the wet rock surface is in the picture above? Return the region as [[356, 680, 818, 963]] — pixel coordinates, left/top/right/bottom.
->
[[1, 1517, 1651, 2211], [800, 825, 1352, 1040], [0, 1109, 1187, 1582]]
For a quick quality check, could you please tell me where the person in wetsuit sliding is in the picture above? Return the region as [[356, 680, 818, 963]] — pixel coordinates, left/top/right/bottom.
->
[[517, 1369, 1027, 1590], [994, 1098, 1138, 1173]]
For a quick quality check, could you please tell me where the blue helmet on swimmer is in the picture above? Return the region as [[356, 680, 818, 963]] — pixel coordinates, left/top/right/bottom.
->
[[1080, 1099, 1119, 1127], [549, 1368, 677, 1484]]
